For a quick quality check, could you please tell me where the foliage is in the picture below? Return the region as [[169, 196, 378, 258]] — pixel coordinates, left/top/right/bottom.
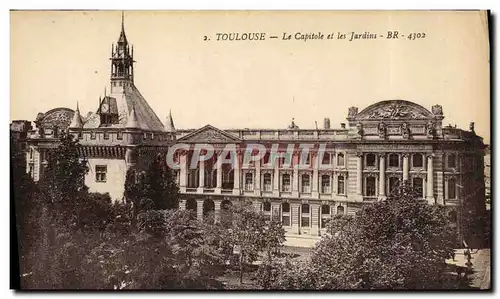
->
[[258, 183, 456, 290]]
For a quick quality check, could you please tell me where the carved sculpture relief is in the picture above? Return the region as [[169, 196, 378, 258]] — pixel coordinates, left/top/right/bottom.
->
[[401, 122, 411, 140], [431, 104, 443, 116], [367, 103, 428, 119], [378, 122, 387, 139], [348, 106, 359, 118], [356, 122, 364, 137], [427, 121, 437, 138]]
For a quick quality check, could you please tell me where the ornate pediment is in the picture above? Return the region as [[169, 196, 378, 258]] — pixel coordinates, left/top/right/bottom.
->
[[36, 107, 75, 129], [177, 125, 241, 143], [356, 100, 434, 120]]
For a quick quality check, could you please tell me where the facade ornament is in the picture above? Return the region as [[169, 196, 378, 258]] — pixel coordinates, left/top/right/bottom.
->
[[401, 122, 411, 140], [356, 122, 364, 137], [378, 122, 387, 139], [427, 121, 436, 138], [431, 104, 443, 116], [367, 103, 427, 119], [287, 118, 299, 129], [348, 106, 359, 118], [469, 122, 475, 134]]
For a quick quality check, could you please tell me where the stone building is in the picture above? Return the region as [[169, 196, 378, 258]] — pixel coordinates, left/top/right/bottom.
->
[[19, 16, 487, 244]]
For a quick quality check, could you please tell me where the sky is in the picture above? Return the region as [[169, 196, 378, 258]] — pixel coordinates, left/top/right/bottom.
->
[[10, 10, 490, 143]]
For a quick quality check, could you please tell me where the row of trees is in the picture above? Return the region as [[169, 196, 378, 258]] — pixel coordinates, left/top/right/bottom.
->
[[12, 133, 285, 289]]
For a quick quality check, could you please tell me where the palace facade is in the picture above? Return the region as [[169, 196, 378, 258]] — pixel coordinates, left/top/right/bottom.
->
[[19, 16, 487, 244]]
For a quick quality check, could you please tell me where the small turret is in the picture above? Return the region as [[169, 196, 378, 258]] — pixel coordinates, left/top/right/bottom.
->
[[165, 109, 176, 132], [69, 102, 84, 129]]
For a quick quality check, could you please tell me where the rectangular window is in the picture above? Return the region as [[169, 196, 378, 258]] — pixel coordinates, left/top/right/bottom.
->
[[337, 175, 345, 194], [95, 165, 107, 182], [117, 131, 123, 140], [282, 215, 290, 226], [301, 216, 310, 227], [301, 174, 311, 193], [321, 175, 331, 193], [388, 154, 399, 168], [448, 178, 456, 199], [103, 131, 110, 140], [412, 154, 424, 168], [263, 174, 272, 191], [366, 153, 376, 167], [281, 174, 291, 192], [90, 131, 96, 140], [448, 154, 456, 168], [244, 172, 253, 191], [337, 153, 345, 167], [365, 176, 376, 196], [322, 152, 331, 165]]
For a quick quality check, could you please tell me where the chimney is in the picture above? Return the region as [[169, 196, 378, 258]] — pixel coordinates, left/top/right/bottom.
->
[[340, 123, 346, 129], [323, 118, 331, 129]]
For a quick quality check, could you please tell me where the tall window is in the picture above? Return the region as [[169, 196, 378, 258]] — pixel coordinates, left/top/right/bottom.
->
[[365, 176, 376, 196], [412, 154, 423, 168], [301, 174, 311, 193], [117, 131, 123, 140], [322, 152, 331, 165], [448, 154, 456, 168], [281, 173, 291, 192], [95, 165, 107, 183], [321, 205, 330, 228], [301, 204, 310, 227], [337, 175, 345, 194], [262, 152, 270, 166], [413, 177, 423, 198], [388, 154, 399, 167], [244, 172, 253, 191], [337, 153, 345, 167], [337, 205, 345, 215], [448, 178, 456, 199], [366, 153, 376, 167], [263, 173, 272, 191], [263, 202, 271, 220], [389, 177, 400, 193], [321, 175, 331, 193], [187, 169, 198, 188], [282, 203, 290, 226]]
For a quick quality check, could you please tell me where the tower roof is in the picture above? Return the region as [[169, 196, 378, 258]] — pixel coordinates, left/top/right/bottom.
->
[[69, 103, 84, 129], [126, 103, 140, 129], [117, 11, 128, 44], [165, 110, 176, 132]]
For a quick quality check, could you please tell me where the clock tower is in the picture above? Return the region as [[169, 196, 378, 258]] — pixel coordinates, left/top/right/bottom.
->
[[110, 12, 134, 94]]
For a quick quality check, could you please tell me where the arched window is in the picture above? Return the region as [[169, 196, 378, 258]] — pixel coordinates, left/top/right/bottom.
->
[[301, 204, 310, 227], [388, 154, 399, 167], [366, 153, 376, 167], [365, 176, 376, 196], [448, 178, 456, 199], [449, 154, 458, 168], [281, 203, 290, 226], [244, 172, 254, 191], [412, 154, 424, 168], [281, 173, 291, 192], [337, 175, 345, 195], [301, 174, 311, 193], [321, 205, 330, 228], [336, 205, 345, 215], [337, 153, 345, 167]]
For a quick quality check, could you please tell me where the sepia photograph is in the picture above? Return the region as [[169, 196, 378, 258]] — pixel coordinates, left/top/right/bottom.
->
[[10, 10, 491, 290]]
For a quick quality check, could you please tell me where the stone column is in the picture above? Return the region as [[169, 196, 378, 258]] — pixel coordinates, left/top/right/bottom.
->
[[292, 153, 299, 197], [273, 159, 280, 197], [312, 152, 319, 197], [291, 202, 300, 234], [378, 153, 386, 198], [356, 153, 363, 195], [196, 199, 204, 220], [197, 159, 205, 193], [179, 150, 188, 193], [332, 173, 338, 195], [426, 154, 434, 204], [403, 153, 410, 182], [310, 203, 320, 236], [255, 156, 261, 196], [216, 152, 222, 194], [233, 151, 241, 195]]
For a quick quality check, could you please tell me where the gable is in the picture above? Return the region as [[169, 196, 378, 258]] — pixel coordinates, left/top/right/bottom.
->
[[177, 125, 241, 143], [356, 100, 434, 120]]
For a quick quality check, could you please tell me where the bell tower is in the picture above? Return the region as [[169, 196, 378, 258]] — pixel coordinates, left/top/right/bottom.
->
[[110, 12, 135, 93]]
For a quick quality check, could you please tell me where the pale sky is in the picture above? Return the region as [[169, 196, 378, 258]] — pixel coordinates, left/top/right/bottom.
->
[[10, 10, 490, 143]]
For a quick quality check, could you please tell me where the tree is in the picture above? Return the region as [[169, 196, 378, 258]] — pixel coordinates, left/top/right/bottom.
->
[[224, 201, 285, 284], [258, 182, 456, 290]]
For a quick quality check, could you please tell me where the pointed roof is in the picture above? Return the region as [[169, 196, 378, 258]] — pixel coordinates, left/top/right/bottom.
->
[[117, 11, 128, 44], [69, 103, 84, 129], [165, 110, 176, 132], [126, 103, 140, 129]]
